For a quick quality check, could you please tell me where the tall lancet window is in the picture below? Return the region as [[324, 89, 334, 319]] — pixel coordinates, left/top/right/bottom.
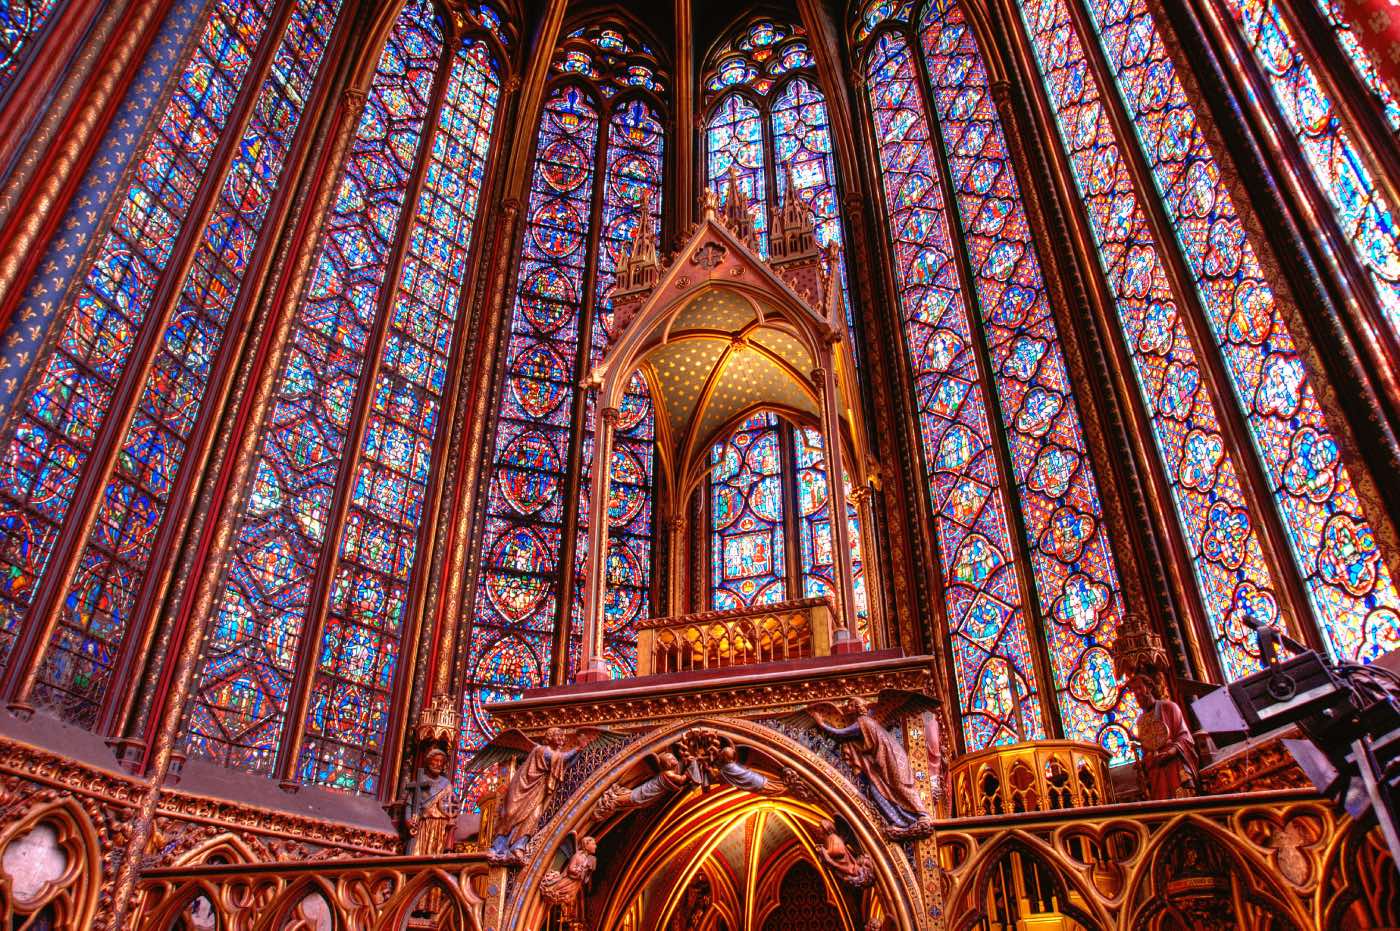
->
[[184, 0, 505, 793], [1211, 0, 1400, 337], [461, 22, 664, 782], [0, 0, 346, 727], [1014, 0, 1400, 669], [860, 2, 1133, 757], [702, 17, 855, 341]]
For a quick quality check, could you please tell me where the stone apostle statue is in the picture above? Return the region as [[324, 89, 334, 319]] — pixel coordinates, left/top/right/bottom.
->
[[1128, 673, 1199, 800]]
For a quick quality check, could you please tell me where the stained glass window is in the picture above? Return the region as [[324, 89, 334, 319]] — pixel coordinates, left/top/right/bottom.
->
[[1219, 0, 1400, 338], [1310, 0, 1400, 132], [711, 414, 787, 610], [463, 88, 597, 768], [0, 0, 60, 98], [1064, 0, 1400, 663], [460, 23, 665, 793], [297, 37, 501, 793], [702, 18, 853, 340], [569, 98, 664, 679], [918, 0, 1134, 757], [794, 428, 868, 638], [1012, 0, 1281, 681], [186, 0, 502, 788], [0, 0, 343, 724], [863, 29, 1047, 750], [706, 94, 768, 253]]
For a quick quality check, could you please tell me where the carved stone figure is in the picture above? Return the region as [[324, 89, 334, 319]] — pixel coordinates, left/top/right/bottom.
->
[[593, 751, 690, 820], [489, 727, 585, 862], [540, 834, 597, 924], [1128, 674, 1199, 800], [405, 747, 456, 855], [677, 729, 785, 796], [811, 697, 933, 837], [667, 875, 713, 931], [816, 819, 874, 887]]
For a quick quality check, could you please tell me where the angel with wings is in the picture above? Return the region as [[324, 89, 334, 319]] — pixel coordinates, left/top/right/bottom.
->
[[476, 726, 600, 862], [807, 695, 933, 835]]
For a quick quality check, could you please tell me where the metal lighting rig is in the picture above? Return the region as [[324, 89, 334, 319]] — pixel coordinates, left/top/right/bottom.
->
[[1192, 623, 1400, 871]]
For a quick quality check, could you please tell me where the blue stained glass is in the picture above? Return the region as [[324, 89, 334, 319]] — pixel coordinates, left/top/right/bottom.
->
[[185, 0, 443, 776]]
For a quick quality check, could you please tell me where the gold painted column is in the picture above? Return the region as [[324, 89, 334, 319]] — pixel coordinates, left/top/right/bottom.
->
[[576, 403, 619, 681], [667, 509, 689, 620], [816, 352, 860, 653]]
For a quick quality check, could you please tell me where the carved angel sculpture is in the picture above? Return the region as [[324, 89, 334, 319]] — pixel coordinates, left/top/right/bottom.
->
[[676, 728, 786, 796], [479, 726, 599, 863], [593, 750, 690, 820], [540, 833, 597, 923], [816, 819, 875, 887], [810, 696, 932, 837]]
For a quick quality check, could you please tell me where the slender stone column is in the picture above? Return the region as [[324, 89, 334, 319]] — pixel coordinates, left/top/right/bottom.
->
[[815, 354, 860, 653], [576, 403, 620, 681]]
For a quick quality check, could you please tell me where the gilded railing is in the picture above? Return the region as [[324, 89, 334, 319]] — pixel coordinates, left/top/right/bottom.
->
[[135, 854, 495, 931], [635, 597, 832, 675], [933, 788, 1390, 930], [948, 739, 1112, 816]]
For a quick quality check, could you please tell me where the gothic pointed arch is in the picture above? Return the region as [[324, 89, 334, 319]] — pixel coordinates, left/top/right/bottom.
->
[[497, 716, 925, 931]]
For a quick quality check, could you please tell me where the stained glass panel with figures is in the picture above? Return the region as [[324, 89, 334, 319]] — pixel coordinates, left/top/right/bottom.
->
[[1220, 0, 1400, 338], [1069, 0, 1400, 663], [295, 38, 501, 793], [864, 30, 1047, 749], [184, 1, 443, 774], [794, 428, 868, 642], [568, 98, 663, 679], [919, 0, 1134, 759], [0, 0, 60, 97], [1014, 0, 1283, 680], [462, 87, 599, 765], [711, 414, 787, 610], [706, 93, 768, 254], [0, 0, 343, 725]]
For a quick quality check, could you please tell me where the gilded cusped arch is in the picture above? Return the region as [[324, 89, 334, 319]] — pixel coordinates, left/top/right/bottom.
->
[[497, 716, 927, 931]]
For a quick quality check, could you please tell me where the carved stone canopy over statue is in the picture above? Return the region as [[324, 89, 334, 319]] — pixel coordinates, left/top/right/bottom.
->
[[807, 696, 935, 839]]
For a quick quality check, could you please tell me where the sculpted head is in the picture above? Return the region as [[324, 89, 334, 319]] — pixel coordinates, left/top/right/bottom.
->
[[423, 747, 448, 776], [544, 727, 567, 749], [846, 696, 870, 717], [1128, 673, 1159, 707]]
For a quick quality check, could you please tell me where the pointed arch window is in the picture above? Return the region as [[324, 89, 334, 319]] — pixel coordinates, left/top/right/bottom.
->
[[702, 17, 854, 340], [1012, 0, 1400, 667], [860, 4, 1133, 757], [461, 22, 665, 781], [0, 0, 347, 728], [707, 414, 869, 628], [184, 0, 505, 793], [1211, 0, 1400, 337]]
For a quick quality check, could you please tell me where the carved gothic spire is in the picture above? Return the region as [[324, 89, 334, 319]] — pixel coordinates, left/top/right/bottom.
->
[[609, 189, 662, 333], [720, 165, 760, 252]]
